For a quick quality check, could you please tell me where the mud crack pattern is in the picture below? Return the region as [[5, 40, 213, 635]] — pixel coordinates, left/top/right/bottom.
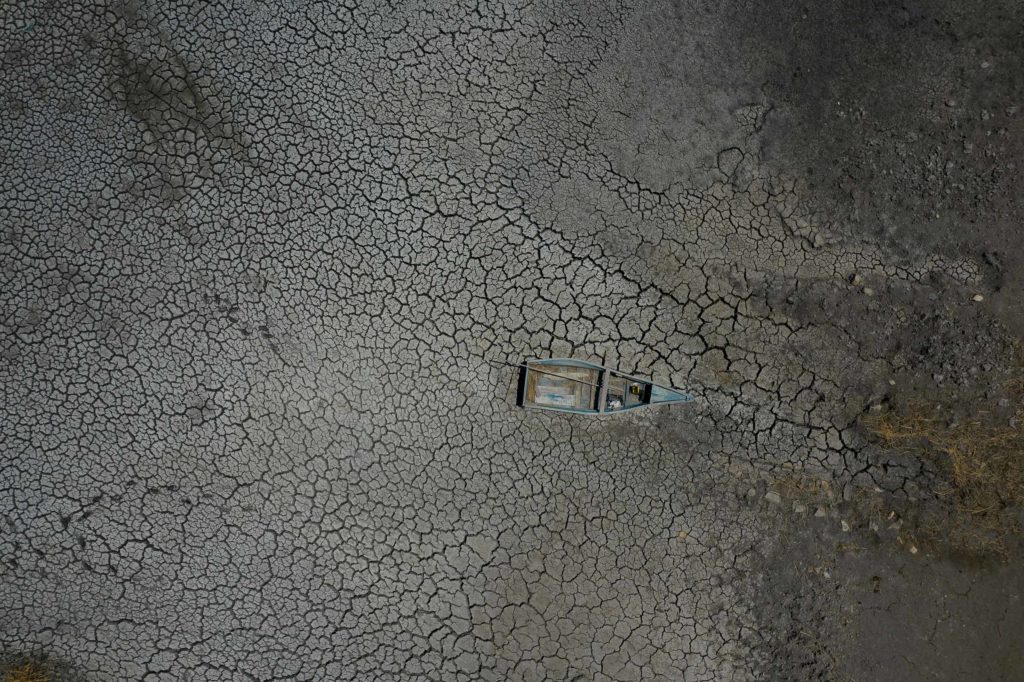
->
[[2, 0, 1020, 680]]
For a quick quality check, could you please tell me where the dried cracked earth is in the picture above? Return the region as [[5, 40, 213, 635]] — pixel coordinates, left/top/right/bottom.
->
[[2, 0, 1023, 680]]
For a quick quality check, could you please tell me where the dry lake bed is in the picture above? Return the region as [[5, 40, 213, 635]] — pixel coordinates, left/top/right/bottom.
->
[[2, 0, 1023, 679]]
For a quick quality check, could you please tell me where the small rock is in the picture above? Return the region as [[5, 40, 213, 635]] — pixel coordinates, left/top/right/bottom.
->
[[945, 98, 957, 107], [909, 545, 919, 555], [973, 294, 985, 302], [850, 273, 863, 286], [998, 398, 1010, 408], [862, 287, 875, 296], [841, 520, 851, 532], [793, 503, 807, 514], [888, 379, 896, 386], [981, 60, 992, 69], [764, 491, 782, 505], [814, 506, 827, 518]]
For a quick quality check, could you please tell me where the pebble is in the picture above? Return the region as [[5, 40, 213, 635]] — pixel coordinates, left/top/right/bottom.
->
[[973, 294, 985, 302], [793, 503, 806, 514], [764, 491, 782, 505], [850, 273, 863, 286], [814, 506, 827, 518], [909, 545, 919, 555], [863, 287, 875, 296], [841, 520, 851, 532]]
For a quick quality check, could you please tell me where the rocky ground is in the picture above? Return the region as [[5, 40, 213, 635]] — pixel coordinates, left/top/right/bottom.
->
[[2, 0, 1022, 679]]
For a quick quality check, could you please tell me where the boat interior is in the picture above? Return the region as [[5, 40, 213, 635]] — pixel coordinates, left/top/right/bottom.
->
[[516, 359, 690, 413]]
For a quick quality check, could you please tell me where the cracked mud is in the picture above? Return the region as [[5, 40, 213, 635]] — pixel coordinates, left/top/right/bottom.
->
[[2, 0, 1023, 680]]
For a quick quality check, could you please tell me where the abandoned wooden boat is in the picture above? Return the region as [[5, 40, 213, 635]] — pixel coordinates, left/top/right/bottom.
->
[[515, 358, 694, 414]]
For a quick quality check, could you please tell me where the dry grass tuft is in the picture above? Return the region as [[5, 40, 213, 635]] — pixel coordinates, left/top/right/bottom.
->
[[4, 663, 49, 682], [867, 411, 1024, 510], [863, 382, 1024, 559], [773, 475, 837, 504]]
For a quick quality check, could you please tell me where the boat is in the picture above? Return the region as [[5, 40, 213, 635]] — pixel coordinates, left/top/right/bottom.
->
[[515, 358, 694, 414]]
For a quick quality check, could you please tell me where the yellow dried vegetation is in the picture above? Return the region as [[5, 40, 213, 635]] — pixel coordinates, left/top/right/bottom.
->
[[3, 663, 48, 682], [867, 409, 1024, 510], [863, 375, 1024, 559]]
